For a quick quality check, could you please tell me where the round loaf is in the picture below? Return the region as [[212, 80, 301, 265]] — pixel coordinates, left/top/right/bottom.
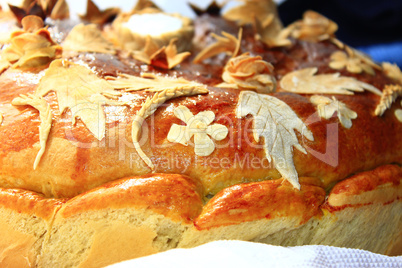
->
[[0, 0, 401, 266]]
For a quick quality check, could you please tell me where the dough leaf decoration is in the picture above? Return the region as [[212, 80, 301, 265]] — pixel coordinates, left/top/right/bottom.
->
[[280, 67, 382, 96], [79, 0, 120, 25], [310, 95, 357, 129], [223, 0, 279, 27], [236, 91, 314, 189], [62, 23, 116, 54], [8, 0, 69, 23], [285, 10, 338, 42], [35, 59, 122, 141], [132, 37, 190, 69], [12, 94, 52, 169], [254, 13, 291, 48]]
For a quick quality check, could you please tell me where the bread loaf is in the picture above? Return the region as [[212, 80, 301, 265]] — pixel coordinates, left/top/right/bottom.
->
[[0, 0, 401, 266]]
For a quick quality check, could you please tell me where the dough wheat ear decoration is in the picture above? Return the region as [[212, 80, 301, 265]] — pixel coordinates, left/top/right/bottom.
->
[[12, 94, 52, 169], [132, 84, 209, 169], [236, 91, 314, 189], [374, 85, 402, 116]]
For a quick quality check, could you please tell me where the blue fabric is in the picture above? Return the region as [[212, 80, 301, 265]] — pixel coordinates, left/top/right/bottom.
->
[[357, 41, 402, 68], [278, 0, 402, 67]]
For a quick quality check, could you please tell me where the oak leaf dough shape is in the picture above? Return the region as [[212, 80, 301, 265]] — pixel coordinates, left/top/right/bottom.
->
[[62, 23, 116, 54], [280, 67, 381, 96], [236, 91, 314, 189], [35, 59, 122, 141]]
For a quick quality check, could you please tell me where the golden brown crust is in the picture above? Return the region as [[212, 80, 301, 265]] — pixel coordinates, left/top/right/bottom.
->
[[0, 15, 401, 198], [0, 188, 64, 267], [326, 164, 402, 208], [0, 188, 65, 220], [195, 178, 326, 230], [60, 173, 204, 223], [0, 62, 401, 198], [0, 7, 401, 263]]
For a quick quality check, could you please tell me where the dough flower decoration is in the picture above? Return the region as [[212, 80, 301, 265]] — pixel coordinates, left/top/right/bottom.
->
[[329, 46, 380, 76], [8, 0, 69, 23], [280, 67, 382, 95], [1, 15, 62, 69], [374, 84, 402, 116], [131, 79, 209, 169], [285, 10, 338, 42], [62, 23, 116, 54], [217, 53, 276, 93], [222, 0, 288, 48], [310, 95, 357, 129], [167, 106, 228, 156], [132, 36, 190, 69], [382, 62, 402, 84], [193, 29, 242, 64]]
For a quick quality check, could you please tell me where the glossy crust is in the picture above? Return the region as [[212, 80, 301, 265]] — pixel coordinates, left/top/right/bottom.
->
[[40, 173, 203, 267], [0, 16, 401, 198], [59, 173, 204, 222], [327, 164, 402, 207], [0, 189, 63, 267], [179, 164, 402, 255], [0, 65, 401, 198], [0, 165, 400, 267], [0, 188, 65, 220], [0, 8, 401, 267], [194, 178, 326, 229]]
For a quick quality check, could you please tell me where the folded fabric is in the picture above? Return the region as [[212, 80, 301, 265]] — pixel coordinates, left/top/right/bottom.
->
[[109, 240, 402, 268]]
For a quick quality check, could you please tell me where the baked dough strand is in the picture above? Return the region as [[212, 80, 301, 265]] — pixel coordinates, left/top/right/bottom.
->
[[131, 86, 209, 169]]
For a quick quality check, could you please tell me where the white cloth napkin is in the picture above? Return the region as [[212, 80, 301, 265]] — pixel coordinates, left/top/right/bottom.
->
[[109, 240, 402, 268]]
